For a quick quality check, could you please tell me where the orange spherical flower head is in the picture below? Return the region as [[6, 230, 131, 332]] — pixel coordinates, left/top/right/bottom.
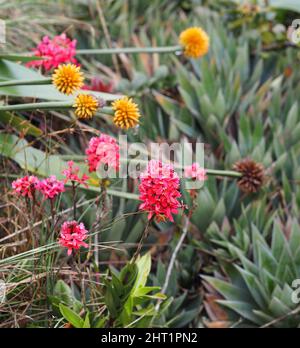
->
[[111, 97, 141, 129], [52, 63, 84, 95], [179, 27, 209, 59], [73, 94, 99, 119]]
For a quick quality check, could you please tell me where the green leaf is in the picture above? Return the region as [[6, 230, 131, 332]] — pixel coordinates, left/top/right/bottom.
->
[[217, 300, 264, 326], [53, 280, 73, 306], [93, 316, 107, 328], [83, 313, 91, 328], [289, 220, 300, 256], [53, 280, 82, 312], [134, 286, 161, 297], [203, 276, 251, 302], [167, 308, 199, 328], [59, 304, 84, 328], [268, 296, 291, 318], [154, 91, 181, 117], [235, 266, 268, 309], [286, 102, 298, 130], [134, 252, 152, 290], [271, 222, 287, 261], [0, 111, 42, 137]]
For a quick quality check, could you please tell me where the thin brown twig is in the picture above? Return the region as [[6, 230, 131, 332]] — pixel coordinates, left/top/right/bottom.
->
[[130, 218, 152, 264], [260, 305, 300, 328], [96, 0, 121, 76]]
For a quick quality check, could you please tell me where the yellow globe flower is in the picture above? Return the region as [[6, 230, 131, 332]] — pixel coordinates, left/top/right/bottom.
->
[[73, 94, 99, 119], [179, 27, 209, 59], [111, 97, 141, 129], [52, 64, 84, 95]]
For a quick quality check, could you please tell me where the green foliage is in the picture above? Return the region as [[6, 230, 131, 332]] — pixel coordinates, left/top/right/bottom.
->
[[52, 254, 167, 328], [204, 220, 300, 327], [103, 253, 166, 327], [1, 0, 300, 329]]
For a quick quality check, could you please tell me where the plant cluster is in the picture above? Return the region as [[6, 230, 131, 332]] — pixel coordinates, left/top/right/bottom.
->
[[0, 0, 300, 328]]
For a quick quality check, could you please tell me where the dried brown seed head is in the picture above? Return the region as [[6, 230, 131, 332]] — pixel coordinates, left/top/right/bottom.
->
[[233, 158, 265, 194]]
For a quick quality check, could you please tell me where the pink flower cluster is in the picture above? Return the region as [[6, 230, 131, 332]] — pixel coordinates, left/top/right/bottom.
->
[[62, 161, 89, 187], [86, 134, 120, 173], [12, 175, 64, 199], [39, 175, 65, 199], [11, 175, 40, 198], [58, 220, 88, 256], [139, 160, 182, 222], [184, 163, 207, 182], [27, 33, 77, 71]]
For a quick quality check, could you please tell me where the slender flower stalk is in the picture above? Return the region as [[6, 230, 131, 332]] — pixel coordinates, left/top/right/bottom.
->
[[58, 156, 243, 180], [130, 218, 153, 264], [0, 78, 52, 87], [62, 161, 89, 218], [154, 192, 198, 315], [123, 159, 242, 179], [0, 101, 113, 114], [76, 45, 182, 55], [0, 101, 72, 112], [91, 181, 109, 266], [205, 168, 242, 178], [72, 182, 77, 220], [49, 198, 56, 231]]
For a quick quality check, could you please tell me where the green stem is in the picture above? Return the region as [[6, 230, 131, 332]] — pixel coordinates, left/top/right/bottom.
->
[[98, 106, 114, 115], [0, 101, 72, 112], [57, 157, 242, 179], [206, 169, 242, 178], [0, 78, 52, 87], [0, 102, 114, 114], [119, 159, 242, 178], [130, 218, 152, 264], [76, 45, 182, 55], [72, 182, 77, 220]]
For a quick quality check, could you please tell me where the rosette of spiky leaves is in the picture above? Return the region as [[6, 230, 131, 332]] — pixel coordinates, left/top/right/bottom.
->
[[203, 220, 300, 327]]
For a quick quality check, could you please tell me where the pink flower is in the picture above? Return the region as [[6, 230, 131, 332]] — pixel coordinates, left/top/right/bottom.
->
[[62, 161, 89, 187], [26, 33, 77, 71], [82, 77, 114, 93], [39, 175, 65, 199], [58, 220, 88, 256], [86, 134, 120, 173], [184, 163, 207, 182], [139, 160, 182, 222], [12, 175, 40, 198]]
